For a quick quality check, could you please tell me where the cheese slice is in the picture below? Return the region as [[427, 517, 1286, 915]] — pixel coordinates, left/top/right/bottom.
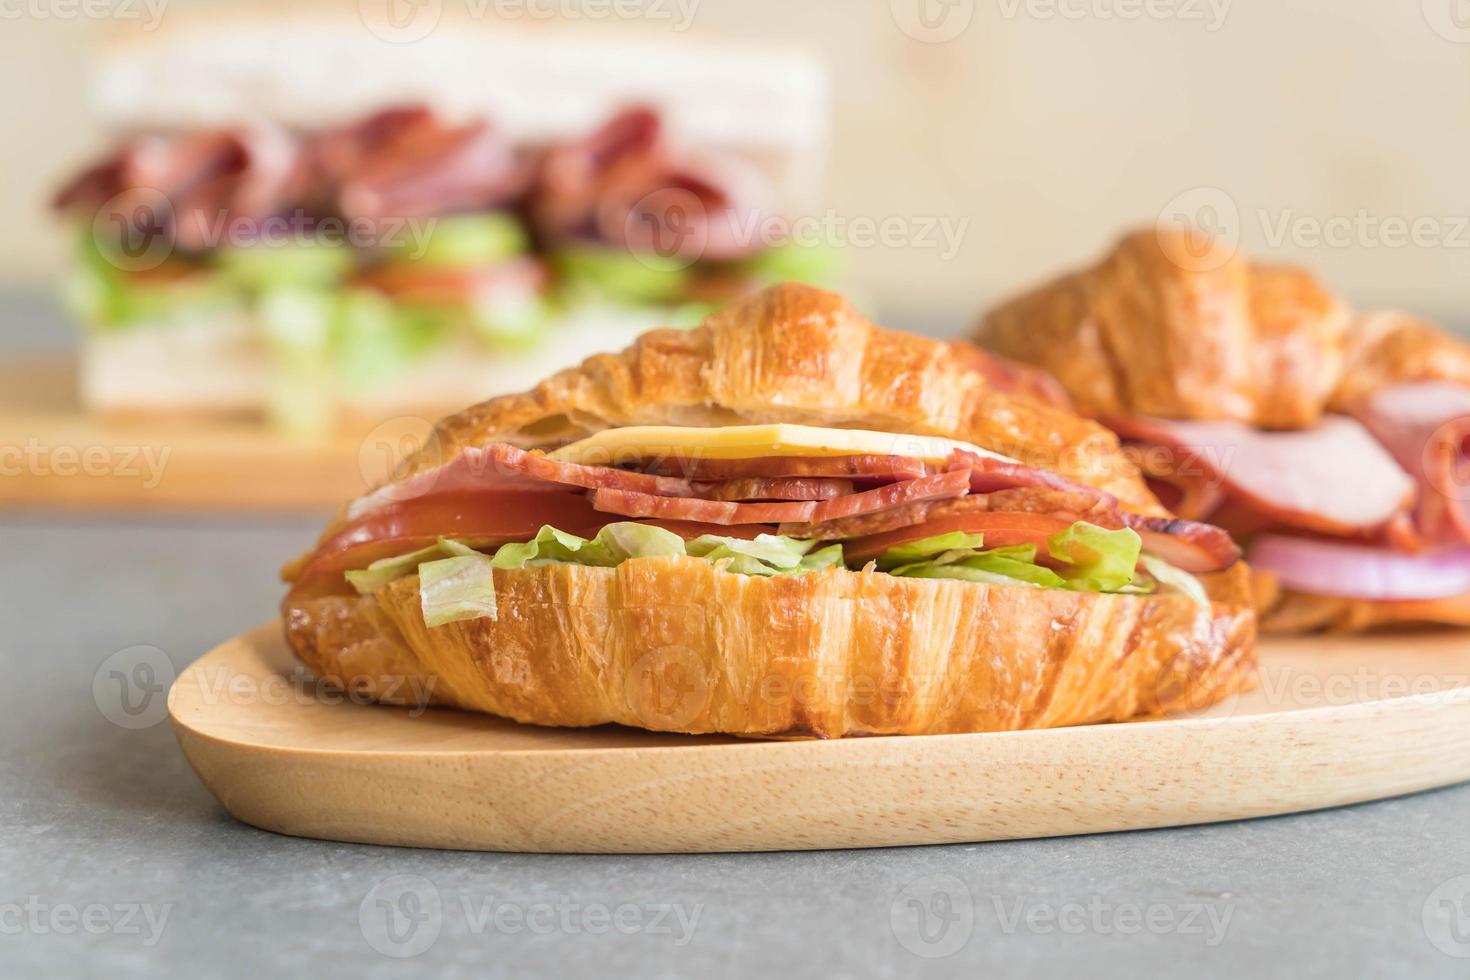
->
[[549, 424, 1017, 466]]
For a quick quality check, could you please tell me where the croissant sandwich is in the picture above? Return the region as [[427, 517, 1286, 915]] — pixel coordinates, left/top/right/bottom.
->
[[976, 227, 1470, 633], [282, 283, 1254, 738]]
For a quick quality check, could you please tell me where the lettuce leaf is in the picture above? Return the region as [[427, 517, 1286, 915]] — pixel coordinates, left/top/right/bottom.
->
[[880, 522, 1147, 593], [1047, 523, 1143, 593], [419, 554, 498, 627], [685, 534, 815, 569], [490, 523, 687, 569], [1140, 553, 1210, 608], [216, 239, 353, 289], [396, 213, 528, 268], [888, 542, 1066, 589], [873, 531, 987, 571]]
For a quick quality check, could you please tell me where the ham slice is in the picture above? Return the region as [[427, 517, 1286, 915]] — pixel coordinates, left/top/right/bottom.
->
[[1110, 415, 1415, 536], [1345, 381, 1470, 547]]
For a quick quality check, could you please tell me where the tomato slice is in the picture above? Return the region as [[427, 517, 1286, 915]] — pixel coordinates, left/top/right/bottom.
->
[[288, 490, 768, 593], [356, 257, 546, 305], [842, 512, 1077, 566]]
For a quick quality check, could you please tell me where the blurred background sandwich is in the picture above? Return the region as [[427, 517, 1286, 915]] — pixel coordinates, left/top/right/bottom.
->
[[48, 16, 833, 433]]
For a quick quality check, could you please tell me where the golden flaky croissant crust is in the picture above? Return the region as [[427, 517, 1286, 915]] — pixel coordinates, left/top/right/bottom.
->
[[976, 228, 1470, 429], [395, 283, 1163, 517], [286, 558, 1256, 738], [977, 228, 1353, 429], [283, 283, 1258, 737]]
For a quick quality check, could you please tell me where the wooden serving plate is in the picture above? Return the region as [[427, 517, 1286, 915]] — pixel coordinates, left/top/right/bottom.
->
[[168, 623, 1470, 853]]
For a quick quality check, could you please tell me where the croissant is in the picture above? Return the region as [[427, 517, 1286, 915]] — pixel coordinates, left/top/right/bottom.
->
[[283, 283, 1255, 737], [975, 228, 1470, 633], [978, 228, 1350, 429]]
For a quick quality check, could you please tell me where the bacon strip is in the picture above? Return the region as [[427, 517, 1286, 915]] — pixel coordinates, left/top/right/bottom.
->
[[591, 470, 972, 527], [634, 454, 936, 482], [953, 450, 1118, 505], [592, 488, 816, 525], [690, 477, 854, 502], [781, 489, 1117, 541], [1119, 515, 1244, 573]]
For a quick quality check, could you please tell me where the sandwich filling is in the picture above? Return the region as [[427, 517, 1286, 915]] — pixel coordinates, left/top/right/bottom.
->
[[291, 425, 1242, 627]]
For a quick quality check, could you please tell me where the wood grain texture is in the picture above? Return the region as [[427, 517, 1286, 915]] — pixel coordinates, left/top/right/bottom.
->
[[170, 622, 1470, 853], [0, 356, 436, 511]]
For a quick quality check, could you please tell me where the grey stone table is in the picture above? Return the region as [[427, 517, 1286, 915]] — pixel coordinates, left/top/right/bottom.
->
[[5, 293, 1470, 977]]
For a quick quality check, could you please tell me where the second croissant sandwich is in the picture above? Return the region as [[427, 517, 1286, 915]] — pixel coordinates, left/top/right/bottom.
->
[[282, 283, 1253, 738], [976, 227, 1470, 633]]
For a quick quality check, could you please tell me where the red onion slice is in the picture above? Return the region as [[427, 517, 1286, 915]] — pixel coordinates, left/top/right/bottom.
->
[[1249, 534, 1470, 600]]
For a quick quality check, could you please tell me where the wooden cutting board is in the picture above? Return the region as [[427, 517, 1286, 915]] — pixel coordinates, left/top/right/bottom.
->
[[0, 356, 436, 510], [168, 623, 1470, 853]]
